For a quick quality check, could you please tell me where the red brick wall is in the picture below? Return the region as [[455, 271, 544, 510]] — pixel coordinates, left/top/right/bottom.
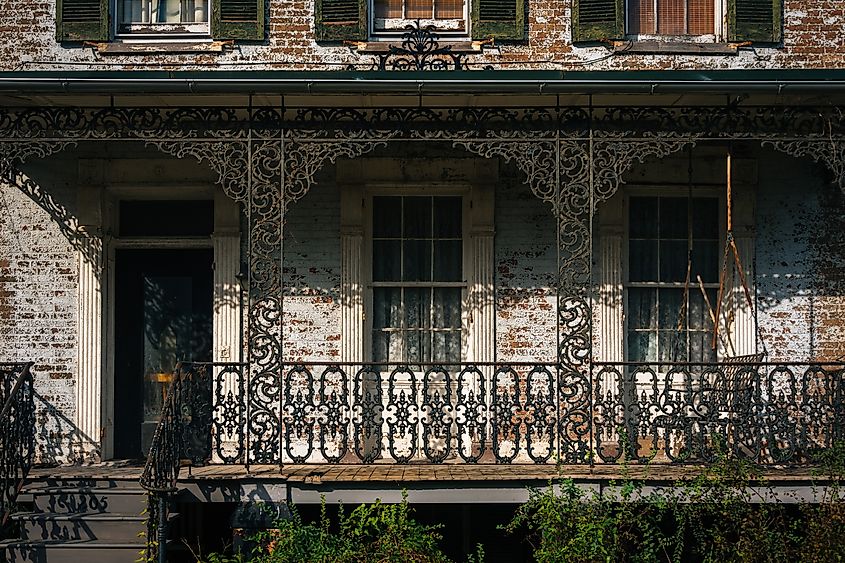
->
[[0, 1, 843, 71]]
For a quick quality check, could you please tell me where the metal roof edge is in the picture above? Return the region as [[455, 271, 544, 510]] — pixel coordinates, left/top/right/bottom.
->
[[0, 69, 844, 95]]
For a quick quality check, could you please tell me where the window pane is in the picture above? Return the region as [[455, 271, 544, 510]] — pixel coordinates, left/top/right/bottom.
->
[[433, 331, 461, 364], [403, 240, 432, 281], [627, 331, 656, 363], [659, 240, 689, 282], [629, 240, 658, 282], [688, 0, 714, 34], [373, 196, 402, 238], [434, 196, 462, 237], [405, 288, 431, 329], [434, 240, 462, 281], [659, 331, 678, 362], [373, 287, 402, 330], [403, 197, 432, 238], [688, 290, 716, 331], [659, 198, 688, 239], [373, 331, 390, 363], [628, 0, 656, 34], [690, 332, 716, 363], [433, 288, 462, 328], [657, 0, 686, 34], [374, 0, 402, 18], [628, 288, 657, 329], [406, 330, 430, 364], [121, 0, 208, 23], [692, 240, 719, 283], [658, 288, 683, 330], [692, 198, 719, 239], [630, 197, 658, 238], [373, 241, 401, 282], [405, 0, 433, 18], [435, 0, 463, 18]]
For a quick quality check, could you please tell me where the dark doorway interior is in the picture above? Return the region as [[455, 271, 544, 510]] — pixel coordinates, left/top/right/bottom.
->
[[113, 248, 213, 460]]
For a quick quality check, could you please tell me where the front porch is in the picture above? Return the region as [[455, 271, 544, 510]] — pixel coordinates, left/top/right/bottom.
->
[[3, 90, 845, 560]]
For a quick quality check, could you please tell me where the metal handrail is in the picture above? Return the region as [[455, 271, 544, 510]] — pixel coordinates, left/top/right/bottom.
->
[[139, 361, 246, 563], [0, 362, 35, 534]]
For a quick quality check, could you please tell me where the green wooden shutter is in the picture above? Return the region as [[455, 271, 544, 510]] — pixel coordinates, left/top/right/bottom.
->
[[56, 0, 108, 42], [728, 0, 782, 43], [472, 0, 525, 41], [315, 0, 367, 41], [212, 0, 265, 40], [572, 0, 623, 42]]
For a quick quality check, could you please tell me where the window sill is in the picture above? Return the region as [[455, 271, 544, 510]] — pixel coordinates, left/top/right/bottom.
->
[[356, 41, 482, 54], [89, 41, 231, 55], [611, 40, 741, 56]]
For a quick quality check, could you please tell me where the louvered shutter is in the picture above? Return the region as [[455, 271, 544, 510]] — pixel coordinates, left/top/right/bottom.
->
[[315, 0, 367, 41], [212, 0, 265, 40], [56, 0, 108, 42], [728, 0, 782, 42], [572, 0, 624, 42], [472, 0, 525, 40]]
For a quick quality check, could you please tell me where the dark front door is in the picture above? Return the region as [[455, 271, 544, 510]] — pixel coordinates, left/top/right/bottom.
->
[[114, 249, 213, 459]]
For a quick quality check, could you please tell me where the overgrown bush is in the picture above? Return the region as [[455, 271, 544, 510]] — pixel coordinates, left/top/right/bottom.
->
[[197, 492, 483, 563], [504, 444, 845, 563]]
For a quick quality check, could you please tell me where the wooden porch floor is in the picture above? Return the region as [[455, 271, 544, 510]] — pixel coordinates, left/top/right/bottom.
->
[[29, 463, 826, 485]]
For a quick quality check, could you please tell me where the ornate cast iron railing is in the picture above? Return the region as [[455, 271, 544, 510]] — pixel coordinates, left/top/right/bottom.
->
[[140, 361, 845, 472], [593, 362, 845, 465], [0, 363, 35, 536]]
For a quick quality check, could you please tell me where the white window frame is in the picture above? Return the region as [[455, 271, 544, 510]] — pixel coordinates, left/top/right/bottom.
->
[[114, 0, 211, 38], [337, 158, 496, 367], [369, 0, 469, 38], [364, 187, 471, 365], [625, 0, 725, 41], [622, 186, 725, 364]]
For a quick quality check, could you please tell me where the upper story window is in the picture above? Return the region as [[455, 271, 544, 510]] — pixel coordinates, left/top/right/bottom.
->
[[315, 0, 525, 41], [572, 0, 783, 43], [627, 0, 714, 36], [57, 0, 264, 42], [118, 0, 210, 36], [373, 0, 466, 34]]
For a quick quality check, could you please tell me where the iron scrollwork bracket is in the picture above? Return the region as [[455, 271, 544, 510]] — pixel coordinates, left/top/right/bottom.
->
[[763, 139, 845, 194]]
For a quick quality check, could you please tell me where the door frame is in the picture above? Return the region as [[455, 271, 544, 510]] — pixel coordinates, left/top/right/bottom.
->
[[99, 187, 241, 460]]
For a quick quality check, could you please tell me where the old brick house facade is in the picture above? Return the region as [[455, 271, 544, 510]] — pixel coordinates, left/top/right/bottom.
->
[[1, 0, 844, 560]]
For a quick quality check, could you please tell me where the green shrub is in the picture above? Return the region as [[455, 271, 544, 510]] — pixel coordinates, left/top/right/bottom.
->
[[504, 446, 845, 563], [198, 492, 481, 563]]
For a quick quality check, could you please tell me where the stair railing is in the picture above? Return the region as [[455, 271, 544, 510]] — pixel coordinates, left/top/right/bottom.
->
[[140, 362, 241, 563], [0, 362, 35, 535]]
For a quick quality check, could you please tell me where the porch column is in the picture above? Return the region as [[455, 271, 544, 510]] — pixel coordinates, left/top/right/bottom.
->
[[213, 192, 242, 364], [340, 178, 364, 364], [469, 163, 496, 363], [597, 232, 624, 363], [75, 168, 105, 461]]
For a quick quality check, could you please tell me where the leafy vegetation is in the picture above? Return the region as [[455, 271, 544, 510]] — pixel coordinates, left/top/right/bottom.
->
[[504, 443, 845, 563], [196, 444, 845, 563], [196, 492, 484, 563]]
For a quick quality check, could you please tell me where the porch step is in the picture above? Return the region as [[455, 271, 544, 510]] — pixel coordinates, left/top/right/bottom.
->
[[12, 512, 148, 542], [0, 539, 146, 563], [0, 476, 166, 563], [25, 487, 148, 515]]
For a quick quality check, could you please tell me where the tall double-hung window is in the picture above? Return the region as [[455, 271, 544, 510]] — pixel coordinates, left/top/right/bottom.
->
[[626, 195, 720, 363], [371, 196, 464, 365]]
